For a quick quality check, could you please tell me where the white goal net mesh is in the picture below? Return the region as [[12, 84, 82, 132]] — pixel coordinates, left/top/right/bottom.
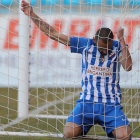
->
[[0, 0, 140, 139]]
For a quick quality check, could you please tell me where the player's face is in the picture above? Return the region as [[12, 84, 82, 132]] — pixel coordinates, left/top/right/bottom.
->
[[97, 39, 113, 55]]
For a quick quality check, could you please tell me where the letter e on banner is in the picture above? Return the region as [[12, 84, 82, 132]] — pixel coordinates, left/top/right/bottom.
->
[[4, 19, 19, 50]]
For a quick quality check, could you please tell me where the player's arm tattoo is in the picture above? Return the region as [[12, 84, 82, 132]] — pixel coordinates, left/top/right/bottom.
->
[[31, 14, 56, 36], [30, 13, 70, 46], [40, 21, 54, 33]]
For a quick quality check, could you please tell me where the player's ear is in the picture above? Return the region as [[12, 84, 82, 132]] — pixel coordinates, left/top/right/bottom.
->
[[93, 37, 96, 43]]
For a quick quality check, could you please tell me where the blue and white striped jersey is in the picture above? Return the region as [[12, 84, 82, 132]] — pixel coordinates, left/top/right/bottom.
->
[[70, 37, 122, 104]]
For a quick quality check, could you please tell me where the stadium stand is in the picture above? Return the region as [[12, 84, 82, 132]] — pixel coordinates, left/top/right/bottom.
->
[[88, 9, 100, 14], [132, 9, 140, 14], [0, 0, 13, 6], [63, 0, 80, 14], [41, 0, 59, 6], [63, 9, 78, 14], [31, 0, 37, 6], [64, 0, 80, 6], [107, 0, 125, 6], [109, 9, 121, 14], [0, 0, 140, 15], [41, 9, 55, 14], [0, 0, 14, 14], [129, 0, 140, 6], [85, 0, 102, 5]]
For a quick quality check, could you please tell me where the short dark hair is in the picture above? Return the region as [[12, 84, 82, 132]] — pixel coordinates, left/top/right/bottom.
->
[[95, 28, 114, 44]]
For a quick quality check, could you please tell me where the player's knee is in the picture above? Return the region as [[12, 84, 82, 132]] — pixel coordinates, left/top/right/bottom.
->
[[64, 122, 83, 138], [64, 129, 81, 139], [64, 131, 75, 138], [116, 132, 131, 140], [63, 127, 81, 138]]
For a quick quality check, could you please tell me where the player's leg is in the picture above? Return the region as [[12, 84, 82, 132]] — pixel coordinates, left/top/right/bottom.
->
[[63, 102, 84, 139], [112, 125, 131, 140], [64, 99, 94, 138], [99, 103, 131, 139], [64, 122, 83, 138]]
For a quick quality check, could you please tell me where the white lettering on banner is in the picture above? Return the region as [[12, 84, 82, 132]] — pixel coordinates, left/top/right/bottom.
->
[[87, 65, 113, 77]]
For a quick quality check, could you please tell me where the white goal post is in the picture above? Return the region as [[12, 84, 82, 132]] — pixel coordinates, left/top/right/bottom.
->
[[0, 0, 140, 139], [18, 0, 30, 119]]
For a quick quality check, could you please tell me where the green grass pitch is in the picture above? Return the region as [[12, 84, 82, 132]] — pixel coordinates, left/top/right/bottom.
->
[[0, 88, 140, 140]]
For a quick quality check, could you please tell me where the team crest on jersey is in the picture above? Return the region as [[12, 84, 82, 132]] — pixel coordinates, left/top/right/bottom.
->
[[100, 58, 105, 63], [109, 52, 115, 58], [100, 55, 105, 63]]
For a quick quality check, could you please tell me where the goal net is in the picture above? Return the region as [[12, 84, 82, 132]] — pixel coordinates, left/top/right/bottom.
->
[[0, 0, 140, 139]]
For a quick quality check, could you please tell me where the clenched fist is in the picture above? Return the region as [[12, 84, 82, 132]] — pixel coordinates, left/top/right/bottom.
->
[[115, 27, 124, 41], [21, 0, 34, 16]]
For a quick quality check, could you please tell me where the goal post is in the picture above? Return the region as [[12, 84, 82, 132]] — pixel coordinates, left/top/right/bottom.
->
[[18, 0, 30, 118], [0, 0, 140, 139]]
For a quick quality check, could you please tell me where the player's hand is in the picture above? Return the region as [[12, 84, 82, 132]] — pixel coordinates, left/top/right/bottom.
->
[[21, 0, 33, 16], [115, 27, 124, 41]]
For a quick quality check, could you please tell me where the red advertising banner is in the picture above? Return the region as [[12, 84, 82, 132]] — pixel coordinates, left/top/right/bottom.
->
[[0, 16, 139, 88], [1, 16, 140, 50]]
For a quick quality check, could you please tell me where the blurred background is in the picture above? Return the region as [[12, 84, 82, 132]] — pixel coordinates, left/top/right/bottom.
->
[[0, 0, 140, 139], [0, 0, 139, 88], [0, 0, 140, 15]]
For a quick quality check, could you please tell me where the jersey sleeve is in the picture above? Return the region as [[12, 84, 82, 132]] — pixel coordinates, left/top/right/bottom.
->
[[70, 37, 90, 54]]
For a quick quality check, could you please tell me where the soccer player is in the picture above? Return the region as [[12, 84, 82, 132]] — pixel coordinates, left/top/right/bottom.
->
[[21, 0, 132, 139]]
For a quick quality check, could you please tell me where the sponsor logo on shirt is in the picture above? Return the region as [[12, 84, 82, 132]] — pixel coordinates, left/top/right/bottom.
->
[[87, 65, 113, 77]]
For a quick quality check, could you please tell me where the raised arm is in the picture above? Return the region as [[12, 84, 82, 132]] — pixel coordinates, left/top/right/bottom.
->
[[21, 0, 70, 46], [115, 27, 132, 71]]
